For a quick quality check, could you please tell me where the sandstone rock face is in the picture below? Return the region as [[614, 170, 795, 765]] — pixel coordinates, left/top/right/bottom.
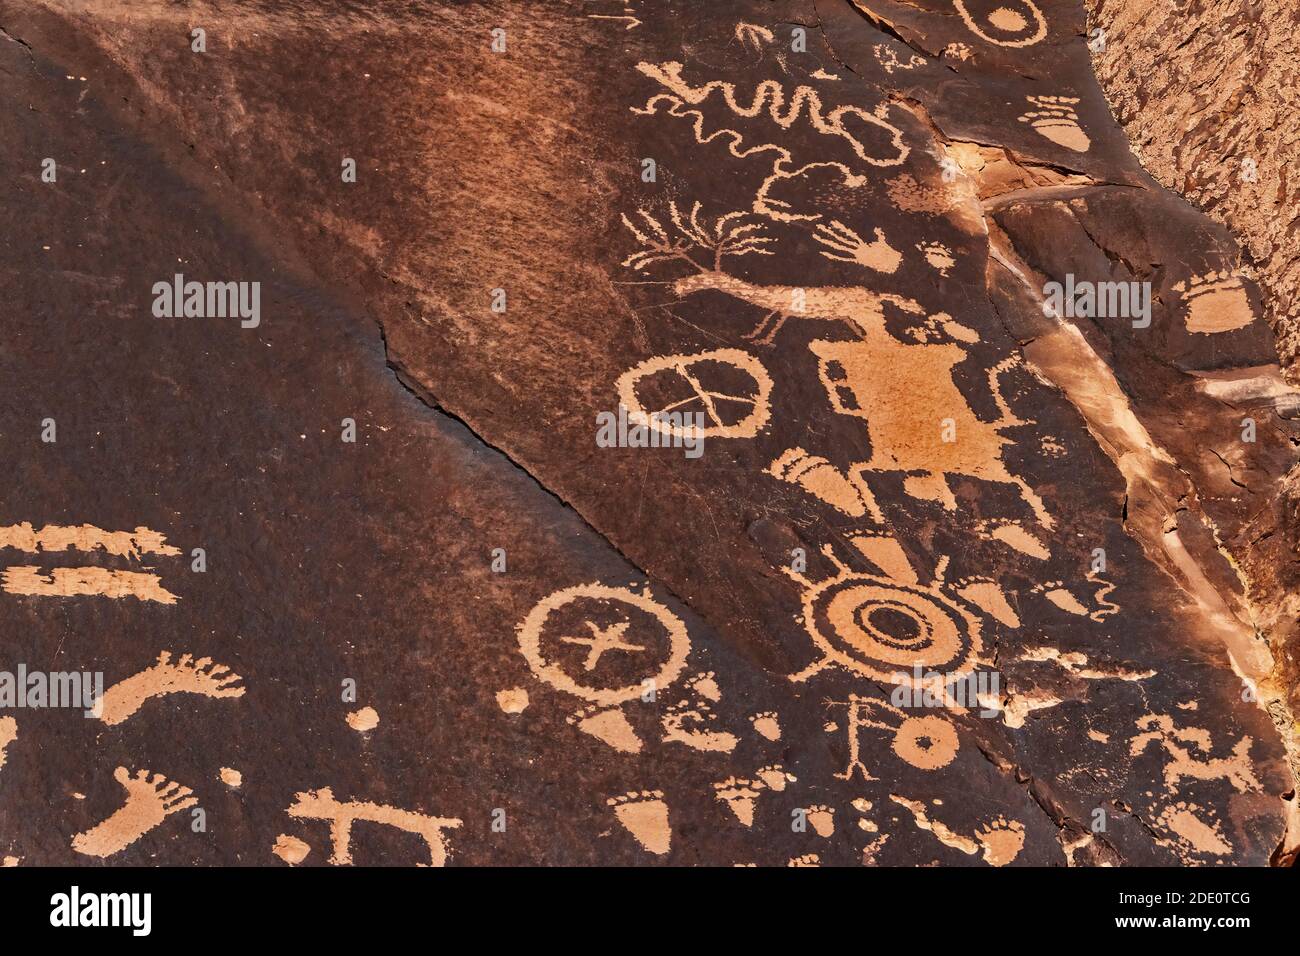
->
[[1086, 0, 1300, 371], [0, 0, 1296, 866]]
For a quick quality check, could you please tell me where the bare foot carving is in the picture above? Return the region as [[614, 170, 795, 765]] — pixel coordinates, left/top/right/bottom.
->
[[97, 651, 245, 726], [287, 788, 462, 866], [71, 767, 197, 858], [607, 789, 671, 855]]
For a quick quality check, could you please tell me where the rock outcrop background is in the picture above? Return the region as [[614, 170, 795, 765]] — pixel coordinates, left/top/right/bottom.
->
[[0, 0, 1296, 866]]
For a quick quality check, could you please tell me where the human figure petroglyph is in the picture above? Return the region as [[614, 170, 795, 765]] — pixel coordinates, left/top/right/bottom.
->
[[632, 61, 909, 222], [287, 789, 462, 867], [72, 767, 197, 858], [623, 204, 1051, 527], [98, 651, 245, 726], [827, 694, 961, 781]]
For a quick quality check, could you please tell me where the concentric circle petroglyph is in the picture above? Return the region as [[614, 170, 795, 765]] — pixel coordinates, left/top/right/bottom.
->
[[517, 583, 691, 707], [952, 0, 1048, 47], [802, 574, 982, 684]]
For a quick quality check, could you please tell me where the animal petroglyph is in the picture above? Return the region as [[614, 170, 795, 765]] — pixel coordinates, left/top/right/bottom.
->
[[1173, 271, 1256, 334], [950, 0, 1048, 48], [71, 767, 197, 858], [891, 795, 1026, 866], [654, 256, 1051, 527], [632, 61, 908, 221], [97, 651, 245, 726], [1129, 715, 1261, 793], [828, 695, 960, 781], [1018, 96, 1090, 152], [789, 543, 984, 688], [607, 790, 671, 854], [287, 789, 462, 867]]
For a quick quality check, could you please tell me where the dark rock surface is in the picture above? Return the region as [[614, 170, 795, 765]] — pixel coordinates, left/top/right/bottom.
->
[[0, 0, 1295, 866]]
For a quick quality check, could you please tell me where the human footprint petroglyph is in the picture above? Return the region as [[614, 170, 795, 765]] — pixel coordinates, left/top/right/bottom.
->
[[286, 789, 462, 867], [712, 765, 796, 827], [71, 768, 197, 858], [607, 789, 672, 855], [97, 651, 245, 726], [828, 695, 962, 780]]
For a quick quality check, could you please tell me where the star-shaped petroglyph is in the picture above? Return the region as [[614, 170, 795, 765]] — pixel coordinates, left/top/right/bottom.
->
[[560, 620, 645, 671]]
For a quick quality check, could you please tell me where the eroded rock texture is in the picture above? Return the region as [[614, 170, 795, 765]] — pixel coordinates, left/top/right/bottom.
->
[[0, 0, 1296, 866], [1086, 0, 1300, 371]]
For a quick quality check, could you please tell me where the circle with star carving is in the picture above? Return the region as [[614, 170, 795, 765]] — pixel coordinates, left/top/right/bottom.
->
[[516, 583, 691, 706]]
